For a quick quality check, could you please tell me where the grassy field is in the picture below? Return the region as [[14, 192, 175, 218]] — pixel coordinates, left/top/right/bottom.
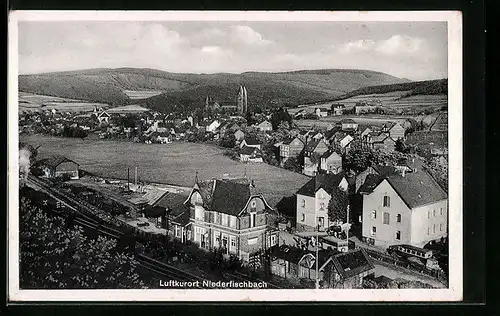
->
[[290, 92, 447, 115], [21, 135, 310, 207], [19, 92, 109, 112]]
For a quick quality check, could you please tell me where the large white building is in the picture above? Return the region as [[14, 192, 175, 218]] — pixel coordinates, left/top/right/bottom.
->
[[359, 167, 448, 248]]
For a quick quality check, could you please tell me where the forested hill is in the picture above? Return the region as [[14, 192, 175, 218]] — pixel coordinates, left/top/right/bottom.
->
[[18, 68, 408, 109]]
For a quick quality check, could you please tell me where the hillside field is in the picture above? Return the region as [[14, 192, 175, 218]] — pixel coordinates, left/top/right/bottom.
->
[[21, 135, 310, 207], [18, 92, 109, 112]]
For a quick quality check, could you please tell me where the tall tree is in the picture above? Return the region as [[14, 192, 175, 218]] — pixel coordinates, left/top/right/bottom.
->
[[327, 187, 349, 224]]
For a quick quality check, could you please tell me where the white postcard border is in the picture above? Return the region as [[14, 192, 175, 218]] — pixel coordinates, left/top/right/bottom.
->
[[7, 10, 463, 302]]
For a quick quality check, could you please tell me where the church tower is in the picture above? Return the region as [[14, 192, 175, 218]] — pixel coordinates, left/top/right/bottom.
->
[[237, 85, 248, 116]]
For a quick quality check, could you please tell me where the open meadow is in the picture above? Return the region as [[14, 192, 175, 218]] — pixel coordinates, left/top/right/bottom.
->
[[21, 135, 310, 207], [122, 90, 163, 99], [290, 92, 447, 115]]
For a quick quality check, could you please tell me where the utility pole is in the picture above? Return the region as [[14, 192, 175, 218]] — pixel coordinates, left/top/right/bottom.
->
[[315, 175, 320, 289], [346, 204, 350, 251], [127, 167, 130, 191]]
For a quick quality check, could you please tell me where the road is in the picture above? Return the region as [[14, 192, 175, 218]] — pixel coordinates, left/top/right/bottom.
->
[[373, 260, 446, 288]]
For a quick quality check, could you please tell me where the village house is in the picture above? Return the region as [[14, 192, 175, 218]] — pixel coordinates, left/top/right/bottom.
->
[[383, 122, 406, 140], [295, 173, 349, 232], [319, 150, 343, 174], [315, 108, 329, 118], [359, 167, 448, 248], [328, 131, 354, 154], [270, 245, 333, 284], [365, 133, 396, 152], [37, 155, 80, 180], [186, 177, 278, 264], [302, 138, 329, 176], [321, 248, 375, 289], [97, 110, 111, 124], [331, 104, 345, 116], [153, 192, 191, 242], [239, 146, 264, 163], [269, 245, 374, 289], [206, 120, 221, 133], [339, 119, 358, 132], [240, 137, 262, 150], [256, 120, 273, 132], [279, 136, 305, 162]]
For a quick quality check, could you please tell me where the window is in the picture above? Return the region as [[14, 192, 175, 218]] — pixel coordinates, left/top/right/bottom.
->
[[230, 236, 236, 252], [433, 224, 436, 234], [427, 227, 430, 235], [371, 210, 377, 219], [250, 212, 256, 228], [301, 213, 305, 222], [396, 230, 401, 240], [428, 211, 431, 219], [440, 223, 443, 231], [175, 226, 181, 238], [396, 214, 402, 223], [371, 226, 377, 236], [222, 214, 229, 226], [248, 237, 257, 245], [320, 203, 325, 210], [195, 207, 204, 221], [383, 212, 390, 225], [229, 216, 236, 228], [440, 208, 443, 216], [383, 196, 390, 207], [301, 199, 306, 207], [433, 210, 436, 217]]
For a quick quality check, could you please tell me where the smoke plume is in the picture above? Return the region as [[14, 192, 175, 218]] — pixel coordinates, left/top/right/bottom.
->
[[19, 148, 31, 182]]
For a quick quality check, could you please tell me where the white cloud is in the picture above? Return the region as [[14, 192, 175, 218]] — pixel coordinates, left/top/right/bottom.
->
[[339, 39, 376, 53], [339, 35, 425, 55], [375, 35, 424, 55], [201, 46, 221, 53], [229, 25, 273, 46]]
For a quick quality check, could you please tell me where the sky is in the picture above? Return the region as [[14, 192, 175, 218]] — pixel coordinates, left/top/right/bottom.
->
[[18, 21, 448, 80]]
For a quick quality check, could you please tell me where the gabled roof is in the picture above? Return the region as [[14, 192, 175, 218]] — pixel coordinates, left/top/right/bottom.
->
[[243, 137, 261, 146], [240, 145, 260, 155], [170, 204, 191, 226], [270, 245, 309, 264], [341, 119, 357, 124], [189, 178, 269, 216], [328, 249, 374, 279], [38, 155, 79, 168], [282, 136, 304, 145], [154, 192, 189, 211], [258, 120, 272, 126], [296, 172, 347, 197], [321, 150, 342, 160], [360, 168, 448, 208]]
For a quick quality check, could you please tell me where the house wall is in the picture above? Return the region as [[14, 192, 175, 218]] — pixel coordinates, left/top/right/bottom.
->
[[50, 161, 79, 179], [320, 154, 342, 174], [373, 138, 395, 152], [389, 124, 405, 140], [410, 200, 448, 247], [296, 180, 348, 232], [313, 140, 329, 156], [361, 180, 412, 248]]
